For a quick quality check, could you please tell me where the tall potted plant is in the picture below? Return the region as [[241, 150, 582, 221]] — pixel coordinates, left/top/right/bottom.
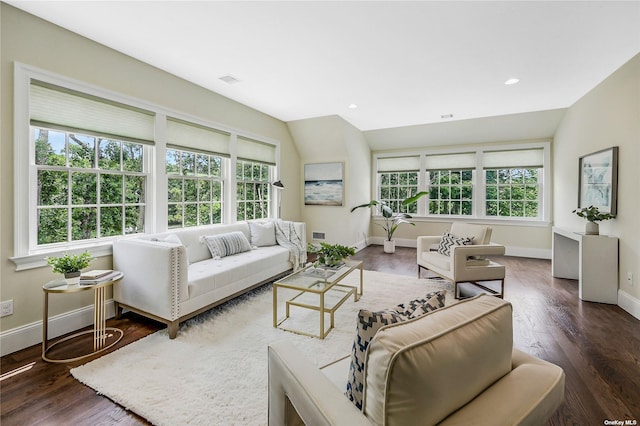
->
[[351, 191, 428, 253], [572, 205, 614, 235], [46, 251, 93, 285]]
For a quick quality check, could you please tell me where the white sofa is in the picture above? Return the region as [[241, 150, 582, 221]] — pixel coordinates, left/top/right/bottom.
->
[[268, 295, 565, 425], [113, 220, 306, 338]]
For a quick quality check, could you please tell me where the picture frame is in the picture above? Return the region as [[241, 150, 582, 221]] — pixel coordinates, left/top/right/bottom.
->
[[578, 146, 618, 216], [304, 162, 344, 206]]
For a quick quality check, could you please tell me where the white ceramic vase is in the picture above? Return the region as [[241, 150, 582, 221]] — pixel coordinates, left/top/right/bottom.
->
[[383, 239, 396, 254], [585, 221, 599, 235]]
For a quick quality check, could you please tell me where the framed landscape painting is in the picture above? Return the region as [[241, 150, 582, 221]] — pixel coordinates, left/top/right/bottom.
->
[[578, 146, 618, 216], [304, 162, 343, 206]]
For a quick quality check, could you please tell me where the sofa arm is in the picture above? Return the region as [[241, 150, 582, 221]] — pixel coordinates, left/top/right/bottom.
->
[[268, 342, 370, 426], [113, 238, 188, 321]]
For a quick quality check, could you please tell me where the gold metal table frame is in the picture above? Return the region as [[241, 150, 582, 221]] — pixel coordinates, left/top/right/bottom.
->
[[42, 272, 124, 363], [273, 260, 363, 339]]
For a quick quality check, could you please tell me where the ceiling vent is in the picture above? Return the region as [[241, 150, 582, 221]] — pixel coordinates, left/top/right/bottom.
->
[[219, 75, 240, 84]]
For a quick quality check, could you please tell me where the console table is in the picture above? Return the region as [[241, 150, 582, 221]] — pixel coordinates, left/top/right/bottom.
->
[[551, 227, 618, 304]]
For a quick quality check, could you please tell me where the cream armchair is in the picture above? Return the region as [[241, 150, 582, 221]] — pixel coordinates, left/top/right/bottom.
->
[[417, 223, 506, 299], [268, 295, 565, 426]]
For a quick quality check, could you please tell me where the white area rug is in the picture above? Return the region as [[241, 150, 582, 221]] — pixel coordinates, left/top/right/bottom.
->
[[71, 270, 453, 426]]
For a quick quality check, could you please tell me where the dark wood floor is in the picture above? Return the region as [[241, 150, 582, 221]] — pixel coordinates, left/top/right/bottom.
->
[[1, 246, 639, 425]]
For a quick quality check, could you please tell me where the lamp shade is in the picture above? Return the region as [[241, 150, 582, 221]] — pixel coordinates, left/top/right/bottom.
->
[[272, 180, 284, 189]]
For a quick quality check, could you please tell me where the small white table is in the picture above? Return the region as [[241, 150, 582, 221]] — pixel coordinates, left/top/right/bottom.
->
[[551, 227, 618, 304], [42, 272, 124, 363]]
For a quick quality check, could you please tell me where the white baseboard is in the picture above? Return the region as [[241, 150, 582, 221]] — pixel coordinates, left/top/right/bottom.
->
[[618, 290, 640, 320], [0, 300, 115, 357], [367, 237, 550, 259]]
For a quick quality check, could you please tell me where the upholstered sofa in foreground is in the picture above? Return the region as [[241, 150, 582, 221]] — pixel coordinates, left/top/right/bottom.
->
[[113, 220, 306, 338], [268, 294, 565, 425]]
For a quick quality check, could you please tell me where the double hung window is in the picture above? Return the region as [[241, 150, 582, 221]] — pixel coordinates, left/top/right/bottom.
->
[[30, 81, 154, 248], [374, 145, 548, 221], [235, 135, 277, 220]]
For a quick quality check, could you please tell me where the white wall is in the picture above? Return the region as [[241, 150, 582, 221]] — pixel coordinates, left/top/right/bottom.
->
[[287, 115, 371, 248], [553, 53, 640, 316], [0, 4, 301, 350]]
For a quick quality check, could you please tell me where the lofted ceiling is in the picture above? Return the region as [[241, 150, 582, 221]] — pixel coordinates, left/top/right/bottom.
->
[[7, 1, 640, 138]]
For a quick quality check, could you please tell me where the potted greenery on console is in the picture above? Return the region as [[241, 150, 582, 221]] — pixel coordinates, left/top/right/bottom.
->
[[307, 242, 355, 268], [47, 251, 93, 284], [351, 191, 428, 253], [572, 205, 614, 235]]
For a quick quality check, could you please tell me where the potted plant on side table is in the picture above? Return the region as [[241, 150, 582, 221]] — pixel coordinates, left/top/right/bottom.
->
[[46, 251, 93, 285], [350, 192, 428, 253], [572, 205, 614, 235]]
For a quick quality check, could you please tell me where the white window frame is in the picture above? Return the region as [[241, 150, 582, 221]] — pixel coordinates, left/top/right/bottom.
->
[[12, 63, 282, 270], [372, 141, 551, 226]]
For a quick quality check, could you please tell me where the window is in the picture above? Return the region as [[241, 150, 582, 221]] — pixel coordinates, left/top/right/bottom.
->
[[485, 168, 540, 217], [35, 127, 147, 245], [166, 148, 224, 228], [13, 64, 281, 267], [427, 170, 473, 215], [373, 145, 548, 222], [236, 160, 272, 220], [378, 172, 419, 214]]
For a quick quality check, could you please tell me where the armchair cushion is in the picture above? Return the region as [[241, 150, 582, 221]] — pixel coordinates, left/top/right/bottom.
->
[[346, 290, 446, 410], [436, 232, 474, 256]]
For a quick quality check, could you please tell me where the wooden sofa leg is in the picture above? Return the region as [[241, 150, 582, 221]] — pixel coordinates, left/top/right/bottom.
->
[[114, 302, 123, 319], [168, 321, 179, 339]]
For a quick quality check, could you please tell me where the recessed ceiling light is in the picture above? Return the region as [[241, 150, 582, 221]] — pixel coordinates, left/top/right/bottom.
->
[[441, 114, 454, 119], [219, 75, 240, 84], [348, 104, 358, 109], [504, 78, 520, 85]]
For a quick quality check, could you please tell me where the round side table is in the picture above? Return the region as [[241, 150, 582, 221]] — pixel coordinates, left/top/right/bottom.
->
[[42, 272, 124, 363]]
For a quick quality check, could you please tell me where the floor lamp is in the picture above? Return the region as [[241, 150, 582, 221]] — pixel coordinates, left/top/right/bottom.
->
[[272, 180, 284, 218]]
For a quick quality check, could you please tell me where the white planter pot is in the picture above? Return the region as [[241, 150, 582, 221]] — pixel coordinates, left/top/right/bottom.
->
[[383, 240, 396, 254], [585, 222, 599, 235]]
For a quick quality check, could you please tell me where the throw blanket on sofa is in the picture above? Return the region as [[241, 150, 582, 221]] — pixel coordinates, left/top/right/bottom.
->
[[275, 220, 307, 271]]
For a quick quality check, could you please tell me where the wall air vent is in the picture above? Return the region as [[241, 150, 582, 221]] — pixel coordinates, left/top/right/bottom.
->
[[312, 231, 326, 240]]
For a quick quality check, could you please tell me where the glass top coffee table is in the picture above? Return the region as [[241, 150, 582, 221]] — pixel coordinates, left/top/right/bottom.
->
[[273, 259, 363, 339]]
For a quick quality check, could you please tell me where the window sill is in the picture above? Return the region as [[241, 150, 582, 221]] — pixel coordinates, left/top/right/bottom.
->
[[10, 243, 114, 272], [372, 215, 551, 228]]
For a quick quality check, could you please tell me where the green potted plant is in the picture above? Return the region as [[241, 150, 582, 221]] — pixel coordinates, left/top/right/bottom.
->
[[307, 242, 355, 268], [351, 191, 428, 253], [572, 205, 614, 235], [46, 251, 93, 284]]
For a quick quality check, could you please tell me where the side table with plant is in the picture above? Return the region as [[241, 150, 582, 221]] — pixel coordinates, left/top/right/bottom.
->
[[46, 251, 93, 284], [572, 205, 614, 235]]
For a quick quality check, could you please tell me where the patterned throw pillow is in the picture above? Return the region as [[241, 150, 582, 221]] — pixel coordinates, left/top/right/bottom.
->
[[345, 290, 447, 410], [203, 232, 252, 259], [436, 232, 474, 256]]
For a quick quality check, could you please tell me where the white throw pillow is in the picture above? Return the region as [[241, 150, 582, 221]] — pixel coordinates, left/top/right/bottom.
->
[[248, 220, 276, 247]]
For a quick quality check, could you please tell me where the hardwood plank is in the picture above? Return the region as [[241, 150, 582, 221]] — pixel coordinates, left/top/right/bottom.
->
[[1, 246, 639, 425]]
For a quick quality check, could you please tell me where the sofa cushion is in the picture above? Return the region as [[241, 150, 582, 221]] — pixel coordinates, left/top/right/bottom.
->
[[248, 220, 276, 247], [437, 232, 473, 256], [362, 295, 513, 425], [203, 231, 252, 259], [346, 290, 446, 410]]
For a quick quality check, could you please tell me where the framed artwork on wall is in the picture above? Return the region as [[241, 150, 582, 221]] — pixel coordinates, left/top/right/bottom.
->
[[304, 162, 343, 206], [578, 146, 618, 216]]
